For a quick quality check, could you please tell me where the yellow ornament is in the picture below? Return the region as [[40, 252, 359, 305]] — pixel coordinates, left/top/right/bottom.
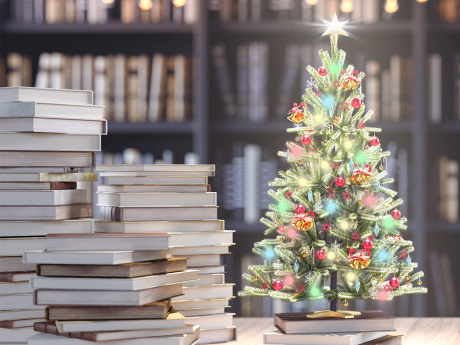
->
[[254, 276, 259, 281], [336, 257, 341, 262], [325, 184, 330, 189], [279, 237, 285, 242], [380, 276, 384, 281], [350, 220, 355, 226], [346, 243, 350, 249], [294, 291, 299, 297], [298, 188, 302, 191], [417, 279, 422, 285], [301, 252, 307, 258], [287, 112, 306, 123], [385, 235, 389, 239], [406, 275, 410, 281], [323, 141, 328, 146], [324, 86, 329, 91], [357, 199, 363, 205], [344, 135, 349, 140], [372, 273, 376, 276], [379, 165, 384, 171], [298, 160, 304, 166], [343, 300, 348, 307]]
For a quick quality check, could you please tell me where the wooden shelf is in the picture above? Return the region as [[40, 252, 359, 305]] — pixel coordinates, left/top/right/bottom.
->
[[107, 121, 195, 134]]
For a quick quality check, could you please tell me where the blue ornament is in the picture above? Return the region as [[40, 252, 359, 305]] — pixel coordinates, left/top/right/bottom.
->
[[286, 151, 290, 162], [294, 261, 299, 273], [406, 255, 411, 267], [374, 224, 379, 237], [328, 107, 334, 118], [308, 190, 313, 202], [355, 280, 360, 292], [348, 160, 354, 171], [375, 181, 380, 192]]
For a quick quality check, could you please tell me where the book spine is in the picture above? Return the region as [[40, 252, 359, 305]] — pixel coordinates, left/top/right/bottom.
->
[[238, 0, 248, 22], [137, 55, 150, 122], [364, 60, 380, 123], [251, 0, 262, 22], [277, 44, 300, 119], [244, 144, 261, 223], [174, 55, 186, 122], [390, 55, 401, 122], [114, 55, 126, 122], [248, 41, 268, 122], [212, 44, 237, 119], [455, 53, 460, 120], [148, 53, 166, 122], [237, 44, 249, 119], [184, 0, 198, 24]]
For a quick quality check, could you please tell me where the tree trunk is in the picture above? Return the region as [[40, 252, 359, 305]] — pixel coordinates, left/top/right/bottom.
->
[[330, 271, 338, 311]]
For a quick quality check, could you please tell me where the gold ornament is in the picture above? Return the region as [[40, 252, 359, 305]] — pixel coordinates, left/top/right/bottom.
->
[[325, 184, 330, 189], [346, 243, 350, 249], [301, 252, 307, 258], [323, 141, 328, 146], [294, 291, 299, 297], [335, 116, 340, 122], [287, 112, 306, 123], [406, 275, 410, 281], [254, 276, 259, 281], [372, 273, 376, 276], [340, 78, 360, 90], [344, 135, 349, 140], [417, 279, 422, 285], [385, 235, 389, 239], [350, 220, 355, 226], [343, 300, 348, 307], [357, 199, 363, 204], [324, 86, 329, 91], [379, 165, 384, 171], [291, 215, 313, 231], [298, 188, 302, 191], [336, 257, 341, 262], [298, 160, 304, 166], [279, 237, 285, 242], [379, 276, 384, 281]]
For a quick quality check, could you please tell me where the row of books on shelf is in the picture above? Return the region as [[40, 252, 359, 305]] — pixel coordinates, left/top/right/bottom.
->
[[0, 52, 192, 123], [9, 0, 199, 24], [439, 156, 459, 223]]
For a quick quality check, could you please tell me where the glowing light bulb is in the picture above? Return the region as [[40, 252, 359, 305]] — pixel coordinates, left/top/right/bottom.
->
[[416, 0, 427, 2], [339, 219, 349, 230], [314, 114, 323, 123], [384, 0, 398, 13], [327, 251, 336, 260], [346, 271, 356, 281], [305, 0, 319, 5], [102, 0, 114, 4], [285, 276, 295, 285], [139, 0, 152, 10], [320, 160, 330, 170], [343, 140, 353, 150], [340, 0, 353, 13], [298, 177, 308, 187], [173, 0, 186, 7]]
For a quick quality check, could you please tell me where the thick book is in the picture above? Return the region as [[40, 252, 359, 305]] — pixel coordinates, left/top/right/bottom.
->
[[173, 298, 232, 311], [174, 284, 234, 301], [37, 258, 187, 278], [0, 172, 97, 182], [0, 308, 45, 321], [99, 205, 218, 222], [0, 293, 44, 310], [0, 271, 36, 282], [0, 219, 93, 237], [97, 184, 211, 193], [0, 181, 77, 190], [99, 170, 214, 177], [170, 244, 231, 256], [96, 164, 215, 172], [190, 265, 226, 275], [182, 313, 234, 331], [0, 237, 46, 256], [175, 254, 221, 267], [0, 318, 45, 328], [237, 43, 249, 119], [0, 167, 79, 173], [97, 192, 217, 207], [46, 300, 172, 321], [0, 133, 101, 151], [0, 117, 107, 135], [45, 232, 170, 251], [0, 101, 104, 120], [33, 283, 183, 306], [0, 326, 40, 342], [0, 151, 95, 168], [0, 189, 88, 206], [183, 274, 225, 288], [34, 321, 196, 341], [104, 176, 208, 185], [169, 231, 234, 249], [264, 330, 388, 345], [0, 204, 92, 221], [0, 256, 36, 273], [24, 250, 171, 265], [199, 326, 237, 344], [0, 87, 93, 105], [177, 307, 228, 317], [275, 311, 396, 334], [148, 53, 167, 122], [30, 270, 197, 291], [0, 281, 33, 294], [94, 219, 224, 233]]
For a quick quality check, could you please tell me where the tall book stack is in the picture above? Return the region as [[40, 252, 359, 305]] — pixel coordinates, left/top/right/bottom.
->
[[0, 86, 105, 343], [94, 164, 236, 344], [263, 311, 402, 345], [23, 233, 200, 344]]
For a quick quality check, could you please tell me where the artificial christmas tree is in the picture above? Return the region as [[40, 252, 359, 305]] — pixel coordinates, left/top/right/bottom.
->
[[238, 14, 427, 317]]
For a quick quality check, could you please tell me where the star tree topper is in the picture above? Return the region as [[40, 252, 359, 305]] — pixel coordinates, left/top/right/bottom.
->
[[322, 13, 349, 52]]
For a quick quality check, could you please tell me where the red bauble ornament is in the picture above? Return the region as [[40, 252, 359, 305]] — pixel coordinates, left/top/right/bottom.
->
[[335, 176, 346, 187], [389, 276, 400, 288], [316, 249, 327, 260], [351, 98, 362, 108], [362, 238, 373, 250], [295, 204, 306, 214], [369, 136, 380, 146], [301, 134, 312, 145], [391, 209, 401, 220], [273, 279, 284, 291], [318, 66, 328, 76]]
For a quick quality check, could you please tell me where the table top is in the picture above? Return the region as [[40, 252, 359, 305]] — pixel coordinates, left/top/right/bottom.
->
[[231, 317, 460, 345]]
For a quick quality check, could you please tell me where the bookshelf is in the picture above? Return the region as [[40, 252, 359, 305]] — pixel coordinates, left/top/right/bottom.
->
[[1, 0, 459, 319]]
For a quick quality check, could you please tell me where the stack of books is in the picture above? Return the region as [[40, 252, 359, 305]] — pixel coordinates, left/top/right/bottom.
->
[[24, 232, 200, 344], [0, 86, 104, 343], [94, 164, 236, 344], [263, 311, 402, 345]]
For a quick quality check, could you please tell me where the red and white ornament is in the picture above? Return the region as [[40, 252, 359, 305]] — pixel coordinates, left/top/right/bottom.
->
[[318, 66, 328, 76], [301, 135, 312, 145], [369, 136, 380, 146], [351, 98, 362, 108], [335, 176, 346, 187], [295, 204, 306, 214], [389, 276, 400, 288], [316, 249, 327, 260], [273, 279, 284, 291], [391, 209, 402, 220], [362, 238, 373, 250]]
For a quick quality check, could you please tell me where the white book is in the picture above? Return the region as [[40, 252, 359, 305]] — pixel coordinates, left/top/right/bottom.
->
[[104, 176, 207, 185], [34, 53, 51, 88], [113, 55, 126, 123], [93, 219, 224, 233], [0, 237, 46, 256], [172, 297, 232, 310], [174, 254, 221, 267], [0, 318, 45, 328], [27, 326, 200, 345], [429, 53, 442, 123], [244, 144, 261, 223], [0, 189, 87, 206], [390, 55, 401, 121], [137, 55, 149, 122], [0, 167, 77, 173], [148, 53, 166, 122], [0, 219, 93, 237], [97, 192, 217, 207], [168, 231, 233, 247], [362, 0, 378, 23], [23, 249, 171, 265], [183, 313, 234, 331], [0, 281, 33, 294], [0, 117, 107, 135], [0, 87, 92, 105], [263, 330, 388, 345], [365, 60, 380, 123], [0, 172, 97, 183], [98, 170, 214, 177], [0, 308, 45, 321], [173, 284, 234, 301], [0, 101, 104, 120], [183, 274, 225, 288], [0, 327, 40, 342], [178, 307, 227, 317], [0, 133, 101, 152], [71, 56, 82, 90], [97, 184, 210, 193], [0, 293, 43, 310], [96, 164, 215, 172], [30, 270, 197, 291], [170, 245, 231, 256], [191, 266, 225, 275]]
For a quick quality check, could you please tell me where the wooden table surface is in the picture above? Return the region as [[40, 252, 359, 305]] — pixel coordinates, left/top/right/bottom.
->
[[230, 317, 460, 345]]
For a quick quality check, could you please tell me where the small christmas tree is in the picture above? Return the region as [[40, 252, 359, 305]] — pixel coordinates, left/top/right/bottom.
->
[[238, 15, 427, 314]]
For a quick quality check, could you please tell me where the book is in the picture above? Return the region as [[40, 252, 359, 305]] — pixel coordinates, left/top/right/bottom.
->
[[113, 54, 126, 122], [175, 284, 234, 301], [0, 326, 40, 342], [263, 330, 389, 345], [429, 53, 442, 123], [0, 219, 93, 237], [0, 172, 97, 182], [34, 321, 196, 341], [0, 308, 45, 321], [169, 231, 233, 247], [37, 258, 187, 278], [0, 151, 95, 168], [236, 43, 249, 119], [0, 182, 77, 190], [94, 219, 224, 233], [24, 249, 171, 265], [199, 326, 237, 344], [0, 237, 46, 256], [248, 41, 269, 122], [364, 60, 380, 122], [97, 164, 215, 172], [99, 170, 215, 177], [439, 156, 459, 223], [183, 274, 225, 288], [212, 44, 236, 119], [127, 56, 139, 122], [98, 205, 218, 222], [190, 266, 225, 275], [97, 192, 217, 207], [31, 270, 197, 291], [277, 44, 300, 119], [0, 87, 92, 104], [0, 101, 104, 120], [0, 271, 36, 283], [0, 167, 79, 173], [172, 297, 232, 310], [275, 310, 396, 334], [176, 307, 227, 317], [46, 300, 171, 321], [45, 233, 170, 252], [34, 283, 183, 307], [390, 55, 401, 122], [0, 256, 36, 273], [0, 318, 45, 328], [0, 293, 44, 310], [170, 245, 231, 256], [0, 204, 91, 221], [27, 326, 200, 345], [0, 281, 33, 294], [103, 176, 208, 185], [244, 144, 261, 223], [97, 184, 211, 193], [175, 254, 221, 267], [173, 54, 190, 122], [0, 117, 107, 135], [181, 313, 234, 330], [148, 53, 167, 122], [0, 189, 87, 206]]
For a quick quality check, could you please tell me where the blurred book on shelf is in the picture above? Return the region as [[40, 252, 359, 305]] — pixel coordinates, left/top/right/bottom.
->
[[438, 156, 459, 223]]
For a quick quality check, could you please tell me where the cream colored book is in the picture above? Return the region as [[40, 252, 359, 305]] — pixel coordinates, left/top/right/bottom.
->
[[98, 170, 214, 177], [103, 176, 207, 185], [173, 284, 234, 301], [183, 274, 225, 288], [0, 219, 93, 237], [96, 164, 214, 172], [93, 219, 224, 233], [0, 87, 92, 104], [97, 192, 217, 207], [97, 184, 210, 193], [172, 297, 232, 310], [0, 151, 95, 168], [0, 308, 46, 321], [168, 231, 233, 247], [0, 172, 97, 182], [0, 133, 101, 151], [0, 204, 92, 221], [0, 189, 88, 206], [181, 313, 234, 331], [0, 237, 46, 256], [0, 117, 107, 135], [0, 293, 44, 310], [0, 281, 33, 294], [170, 245, 231, 256]]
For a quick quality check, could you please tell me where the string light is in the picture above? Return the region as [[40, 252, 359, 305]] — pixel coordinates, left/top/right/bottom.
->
[[416, 0, 427, 2], [384, 0, 398, 13], [340, 0, 353, 13], [305, 0, 319, 5], [173, 0, 186, 7], [101, 0, 114, 4], [139, 0, 152, 10]]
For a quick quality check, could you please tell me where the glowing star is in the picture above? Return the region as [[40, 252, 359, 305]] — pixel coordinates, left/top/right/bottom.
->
[[261, 282, 268, 290], [322, 13, 349, 51], [297, 284, 305, 293], [342, 191, 351, 200], [351, 231, 360, 242], [285, 189, 294, 199], [400, 250, 408, 258], [332, 162, 339, 170], [358, 122, 365, 130], [328, 190, 335, 198], [322, 221, 331, 233]]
